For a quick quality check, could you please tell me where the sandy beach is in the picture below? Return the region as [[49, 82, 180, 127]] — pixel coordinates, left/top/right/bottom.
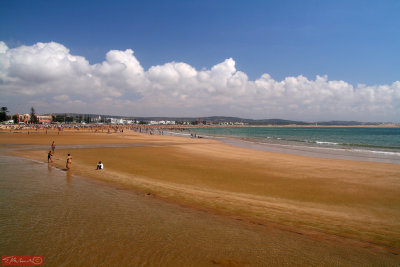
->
[[1, 128, 400, 264]]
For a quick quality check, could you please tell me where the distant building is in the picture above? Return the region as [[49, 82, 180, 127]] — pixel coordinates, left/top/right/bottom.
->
[[37, 115, 52, 124], [13, 113, 31, 124], [12, 113, 52, 124], [148, 120, 176, 125], [107, 118, 135, 124], [106, 118, 128, 124], [22, 114, 30, 123], [92, 116, 102, 123]]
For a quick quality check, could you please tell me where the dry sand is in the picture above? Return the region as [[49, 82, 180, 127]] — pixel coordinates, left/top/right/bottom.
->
[[2, 128, 400, 259]]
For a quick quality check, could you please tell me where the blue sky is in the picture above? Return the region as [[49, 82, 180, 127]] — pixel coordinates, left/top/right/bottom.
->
[[0, 0, 399, 121], [2, 0, 398, 84]]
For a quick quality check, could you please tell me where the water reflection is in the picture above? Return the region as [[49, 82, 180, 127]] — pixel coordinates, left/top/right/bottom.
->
[[66, 170, 72, 182]]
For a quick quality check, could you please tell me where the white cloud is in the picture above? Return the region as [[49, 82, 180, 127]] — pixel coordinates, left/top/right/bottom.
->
[[0, 41, 399, 122]]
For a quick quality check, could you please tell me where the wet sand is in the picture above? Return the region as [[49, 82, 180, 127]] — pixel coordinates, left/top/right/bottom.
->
[[1, 129, 400, 264], [1, 154, 398, 266]]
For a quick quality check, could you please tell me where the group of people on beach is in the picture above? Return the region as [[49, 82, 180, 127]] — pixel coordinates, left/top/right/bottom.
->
[[47, 140, 71, 169], [42, 124, 195, 172], [47, 140, 103, 171]]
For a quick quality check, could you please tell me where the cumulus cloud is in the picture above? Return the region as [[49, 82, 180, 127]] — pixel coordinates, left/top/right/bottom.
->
[[0, 41, 399, 122]]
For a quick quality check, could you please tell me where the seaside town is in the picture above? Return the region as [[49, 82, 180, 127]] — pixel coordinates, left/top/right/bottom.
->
[[1, 107, 397, 128], [0, 106, 249, 127]]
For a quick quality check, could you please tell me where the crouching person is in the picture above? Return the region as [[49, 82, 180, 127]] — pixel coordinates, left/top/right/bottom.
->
[[96, 161, 104, 170]]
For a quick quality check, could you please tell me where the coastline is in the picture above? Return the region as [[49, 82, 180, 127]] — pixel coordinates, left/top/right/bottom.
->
[[179, 126, 400, 164], [1, 129, 400, 258], [167, 124, 400, 128], [208, 136, 400, 164]]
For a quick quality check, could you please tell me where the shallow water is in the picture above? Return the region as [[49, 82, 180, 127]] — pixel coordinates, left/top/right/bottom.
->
[[183, 127, 400, 164], [0, 152, 398, 266], [218, 137, 400, 164], [190, 127, 400, 151]]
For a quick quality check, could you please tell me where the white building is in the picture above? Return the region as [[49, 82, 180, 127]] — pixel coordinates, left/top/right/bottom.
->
[[148, 120, 176, 125]]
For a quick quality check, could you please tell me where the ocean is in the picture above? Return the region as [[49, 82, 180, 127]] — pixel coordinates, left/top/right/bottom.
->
[[184, 127, 400, 164]]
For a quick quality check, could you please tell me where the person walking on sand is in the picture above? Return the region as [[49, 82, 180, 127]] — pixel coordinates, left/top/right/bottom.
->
[[51, 141, 56, 153], [66, 153, 72, 170], [48, 150, 53, 163]]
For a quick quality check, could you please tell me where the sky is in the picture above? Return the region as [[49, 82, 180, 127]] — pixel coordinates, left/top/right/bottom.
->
[[0, 0, 399, 122]]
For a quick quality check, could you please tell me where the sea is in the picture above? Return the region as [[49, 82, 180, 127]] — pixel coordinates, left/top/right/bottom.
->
[[181, 127, 400, 164]]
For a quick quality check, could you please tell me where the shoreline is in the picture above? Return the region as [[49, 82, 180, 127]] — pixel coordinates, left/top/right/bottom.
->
[[213, 136, 400, 164], [165, 128, 400, 164], [1, 130, 400, 255], [6, 126, 400, 164], [186, 124, 400, 128], [1, 123, 399, 132], [178, 126, 400, 164]]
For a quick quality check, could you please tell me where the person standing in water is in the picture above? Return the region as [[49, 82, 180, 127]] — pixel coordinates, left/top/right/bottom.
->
[[66, 154, 72, 170], [51, 141, 56, 153], [48, 150, 53, 163]]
